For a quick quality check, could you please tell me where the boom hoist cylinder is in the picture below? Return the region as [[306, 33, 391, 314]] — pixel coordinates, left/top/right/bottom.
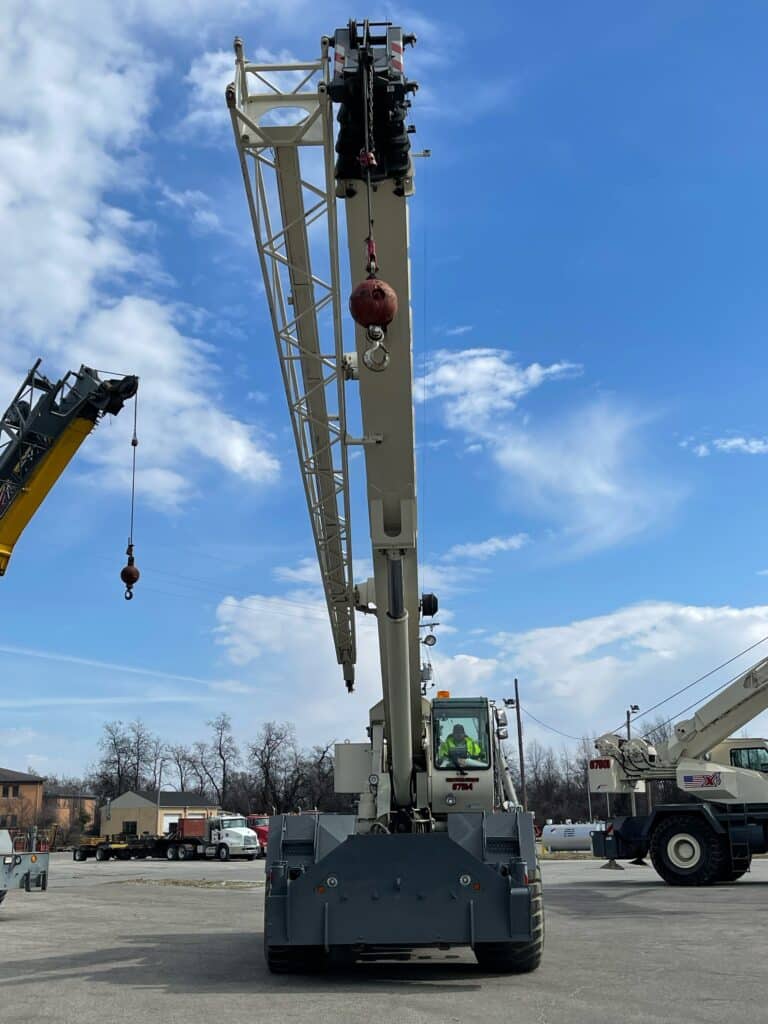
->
[[0, 362, 138, 575]]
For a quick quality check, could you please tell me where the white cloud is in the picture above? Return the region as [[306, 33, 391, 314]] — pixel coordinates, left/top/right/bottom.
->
[[420, 348, 677, 552], [492, 600, 768, 735], [0, 3, 279, 511], [158, 184, 225, 235], [494, 403, 678, 552], [713, 437, 768, 455], [182, 45, 307, 140], [274, 558, 322, 586], [445, 325, 473, 336], [74, 298, 279, 509], [686, 436, 768, 457], [445, 534, 529, 561], [215, 591, 497, 742], [419, 349, 580, 431]]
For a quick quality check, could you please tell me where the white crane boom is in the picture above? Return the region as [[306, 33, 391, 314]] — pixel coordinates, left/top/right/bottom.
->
[[228, 25, 428, 805], [663, 656, 768, 762], [227, 41, 357, 689]]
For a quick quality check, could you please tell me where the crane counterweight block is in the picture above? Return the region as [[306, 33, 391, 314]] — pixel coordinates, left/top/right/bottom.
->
[[349, 276, 398, 329]]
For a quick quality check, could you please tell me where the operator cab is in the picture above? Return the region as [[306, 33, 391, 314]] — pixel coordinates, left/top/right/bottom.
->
[[708, 737, 768, 773], [433, 701, 491, 770], [430, 697, 496, 814]]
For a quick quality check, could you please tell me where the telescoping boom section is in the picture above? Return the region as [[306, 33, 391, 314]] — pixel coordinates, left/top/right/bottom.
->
[[0, 362, 138, 575], [229, 20, 542, 972]]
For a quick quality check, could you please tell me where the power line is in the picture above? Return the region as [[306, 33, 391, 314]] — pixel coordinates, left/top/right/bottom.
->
[[521, 707, 583, 742], [606, 632, 768, 736]]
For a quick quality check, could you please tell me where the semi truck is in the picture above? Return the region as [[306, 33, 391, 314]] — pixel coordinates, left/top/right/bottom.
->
[[246, 814, 269, 856], [589, 655, 768, 884], [74, 815, 260, 862], [228, 20, 542, 972], [1, 829, 49, 906]]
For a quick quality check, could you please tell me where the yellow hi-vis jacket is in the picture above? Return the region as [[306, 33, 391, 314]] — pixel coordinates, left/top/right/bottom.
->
[[439, 734, 483, 760]]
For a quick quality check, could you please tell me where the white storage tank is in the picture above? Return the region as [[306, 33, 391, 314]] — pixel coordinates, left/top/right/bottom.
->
[[541, 821, 605, 852]]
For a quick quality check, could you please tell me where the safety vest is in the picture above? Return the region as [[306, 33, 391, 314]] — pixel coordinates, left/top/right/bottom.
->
[[439, 734, 483, 759]]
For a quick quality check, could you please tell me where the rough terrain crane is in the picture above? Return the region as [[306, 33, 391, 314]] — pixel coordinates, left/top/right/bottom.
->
[[589, 654, 768, 884], [0, 361, 138, 577], [228, 21, 543, 971]]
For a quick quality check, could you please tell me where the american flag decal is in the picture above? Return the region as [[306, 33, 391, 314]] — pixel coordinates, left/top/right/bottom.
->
[[683, 772, 722, 788]]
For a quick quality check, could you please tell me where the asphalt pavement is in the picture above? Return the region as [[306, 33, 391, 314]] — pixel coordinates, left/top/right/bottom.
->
[[1, 852, 766, 1024]]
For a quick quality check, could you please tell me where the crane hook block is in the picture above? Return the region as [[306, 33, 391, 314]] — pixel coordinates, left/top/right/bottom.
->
[[120, 543, 140, 601], [350, 277, 398, 329]]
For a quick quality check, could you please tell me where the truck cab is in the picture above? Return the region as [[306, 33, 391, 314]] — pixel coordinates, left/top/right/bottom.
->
[[208, 815, 260, 859], [708, 737, 768, 773], [246, 814, 269, 856]]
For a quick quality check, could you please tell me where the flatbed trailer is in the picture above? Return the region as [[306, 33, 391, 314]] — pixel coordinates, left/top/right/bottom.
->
[[74, 833, 259, 863]]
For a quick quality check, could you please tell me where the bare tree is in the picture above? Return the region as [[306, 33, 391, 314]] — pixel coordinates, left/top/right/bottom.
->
[[94, 721, 132, 798], [127, 720, 157, 793], [208, 713, 239, 808], [167, 744, 193, 792]]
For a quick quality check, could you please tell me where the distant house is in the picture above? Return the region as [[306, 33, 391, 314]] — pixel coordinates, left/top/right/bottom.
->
[[0, 768, 44, 827], [98, 791, 221, 838], [43, 784, 98, 834]]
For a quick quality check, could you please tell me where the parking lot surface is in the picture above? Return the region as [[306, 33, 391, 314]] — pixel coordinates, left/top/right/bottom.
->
[[1, 853, 766, 1024]]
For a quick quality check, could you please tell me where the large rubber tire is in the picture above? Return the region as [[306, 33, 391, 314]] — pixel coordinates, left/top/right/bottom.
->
[[166, 845, 178, 861], [217, 844, 230, 862], [95, 847, 109, 862], [265, 944, 327, 974], [177, 845, 189, 861], [649, 814, 727, 886], [73, 848, 85, 862], [474, 873, 544, 974], [715, 857, 751, 883]]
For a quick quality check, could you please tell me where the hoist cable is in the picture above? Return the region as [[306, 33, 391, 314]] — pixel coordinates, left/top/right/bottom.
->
[[128, 389, 138, 545]]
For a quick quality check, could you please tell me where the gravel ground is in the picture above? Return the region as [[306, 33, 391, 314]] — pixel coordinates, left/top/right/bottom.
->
[[1, 852, 766, 1024]]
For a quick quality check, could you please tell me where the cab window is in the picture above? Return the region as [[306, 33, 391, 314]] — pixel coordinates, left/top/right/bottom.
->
[[730, 747, 768, 772], [433, 706, 490, 770]]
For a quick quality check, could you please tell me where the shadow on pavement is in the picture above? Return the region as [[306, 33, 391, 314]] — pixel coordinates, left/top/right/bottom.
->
[[0, 931, 500, 994]]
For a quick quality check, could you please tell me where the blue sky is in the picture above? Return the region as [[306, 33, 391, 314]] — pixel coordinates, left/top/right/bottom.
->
[[3, 1, 768, 779]]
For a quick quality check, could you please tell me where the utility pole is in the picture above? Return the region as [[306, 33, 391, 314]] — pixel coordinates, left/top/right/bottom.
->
[[627, 705, 640, 817], [514, 678, 528, 812]]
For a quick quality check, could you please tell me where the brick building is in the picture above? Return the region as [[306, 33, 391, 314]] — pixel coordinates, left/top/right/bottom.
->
[[43, 784, 97, 834], [0, 768, 44, 828]]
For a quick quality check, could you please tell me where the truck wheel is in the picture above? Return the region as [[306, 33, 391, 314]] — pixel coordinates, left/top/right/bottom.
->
[[247, 853, 257, 861], [649, 814, 727, 886], [474, 872, 544, 974], [217, 844, 230, 862], [177, 845, 189, 861], [715, 857, 751, 883], [73, 848, 85, 862], [166, 845, 178, 861], [95, 847, 109, 862]]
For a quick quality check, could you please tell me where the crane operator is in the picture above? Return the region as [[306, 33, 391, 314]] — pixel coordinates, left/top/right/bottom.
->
[[439, 724, 484, 767]]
